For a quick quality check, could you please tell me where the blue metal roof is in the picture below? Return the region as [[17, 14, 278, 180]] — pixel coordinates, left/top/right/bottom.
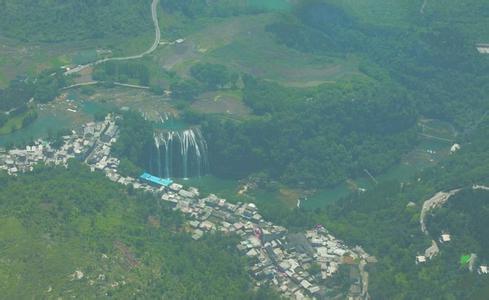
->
[[140, 173, 173, 187]]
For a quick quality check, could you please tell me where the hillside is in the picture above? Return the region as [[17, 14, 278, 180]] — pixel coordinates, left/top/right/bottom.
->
[[254, 121, 489, 299], [0, 0, 151, 42], [0, 163, 271, 299]]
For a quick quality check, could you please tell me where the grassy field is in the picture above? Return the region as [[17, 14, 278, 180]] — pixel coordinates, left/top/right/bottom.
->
[[422, 0, 489, 41], [153, 13, 365, 87], [207, 35, 363, 87]]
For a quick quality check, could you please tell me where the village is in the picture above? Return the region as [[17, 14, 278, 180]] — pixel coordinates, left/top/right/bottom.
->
[[0, 114, 374, 300]]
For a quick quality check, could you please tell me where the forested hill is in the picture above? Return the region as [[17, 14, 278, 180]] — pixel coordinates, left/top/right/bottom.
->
[[160, 0, 291, 18], [421, 0, 489, 42], [322, 121, 489, 299], [0, 163, 277, 299], [0, 0, 151, 42], [251, 120, 489, 299], [203, 77, 418, 187]]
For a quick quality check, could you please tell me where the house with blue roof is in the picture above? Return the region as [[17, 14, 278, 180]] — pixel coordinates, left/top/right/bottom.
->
[[139, 172, 173, 187]]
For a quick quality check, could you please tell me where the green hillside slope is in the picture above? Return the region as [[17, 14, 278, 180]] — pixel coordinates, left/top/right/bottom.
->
[[258, 121, 489, 299], [0, 0, 151, 42], [0, 163, 271, 299]]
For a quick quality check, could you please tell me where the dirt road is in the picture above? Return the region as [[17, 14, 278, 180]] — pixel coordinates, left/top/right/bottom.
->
[[65, 0, 161, 76]]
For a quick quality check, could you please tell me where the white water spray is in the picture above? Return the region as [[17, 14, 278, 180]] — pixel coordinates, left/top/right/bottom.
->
[[152, 127, 208, 179]]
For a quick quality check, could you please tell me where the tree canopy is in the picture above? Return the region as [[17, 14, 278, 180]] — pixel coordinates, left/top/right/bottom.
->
[[0, 163, 278, 299], [0, 0, 151, 42]]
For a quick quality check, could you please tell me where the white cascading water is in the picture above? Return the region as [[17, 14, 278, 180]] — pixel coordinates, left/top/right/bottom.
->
[[152, 127, 208, 179], [162, 137, 171, 179], [154, 134, 162, 178]]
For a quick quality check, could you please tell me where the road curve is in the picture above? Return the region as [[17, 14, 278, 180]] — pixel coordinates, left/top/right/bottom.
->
[[65, 0, 161, 76]]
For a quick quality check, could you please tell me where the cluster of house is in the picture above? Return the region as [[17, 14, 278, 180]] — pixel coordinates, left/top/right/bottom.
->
[[159, 186, 372, 299], [0, 141, 50, 175], [0, 114, 373, 299], [83, 117, 120, 171], [0, 115, 119, 175]]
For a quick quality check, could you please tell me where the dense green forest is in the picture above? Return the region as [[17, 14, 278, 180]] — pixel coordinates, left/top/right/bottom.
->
[[202, 75, 418, 187], [169, 63, 238, 101], [161, 0, 255, 18], [160, 0, 290, 18], [0, 162, 278, 299], [0, 80, 34, 113], [0, 0, 151, 42], [190, 63, 238, 91], [428, 189, 489, 262], [112, 111, 154, 173], [421, 0, 489, 42]]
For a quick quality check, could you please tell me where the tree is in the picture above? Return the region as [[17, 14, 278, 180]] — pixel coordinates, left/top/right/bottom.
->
[[170, 79, 202, 101], [190, 63, 237, 90]]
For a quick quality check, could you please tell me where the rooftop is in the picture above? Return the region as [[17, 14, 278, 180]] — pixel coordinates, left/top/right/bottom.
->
[[140, 172, 173, 187]]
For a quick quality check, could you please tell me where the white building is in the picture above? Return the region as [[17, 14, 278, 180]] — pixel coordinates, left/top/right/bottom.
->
[[416, 255, 427, 264]]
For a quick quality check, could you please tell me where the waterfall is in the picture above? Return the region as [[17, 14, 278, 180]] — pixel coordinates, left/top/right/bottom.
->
[[162, 137, 171, 179], [151, 127, 208, 179], [154, 134, 162, 177]]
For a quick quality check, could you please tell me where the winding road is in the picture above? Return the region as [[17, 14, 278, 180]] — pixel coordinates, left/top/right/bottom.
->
[[65, 0, 161, 76]]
